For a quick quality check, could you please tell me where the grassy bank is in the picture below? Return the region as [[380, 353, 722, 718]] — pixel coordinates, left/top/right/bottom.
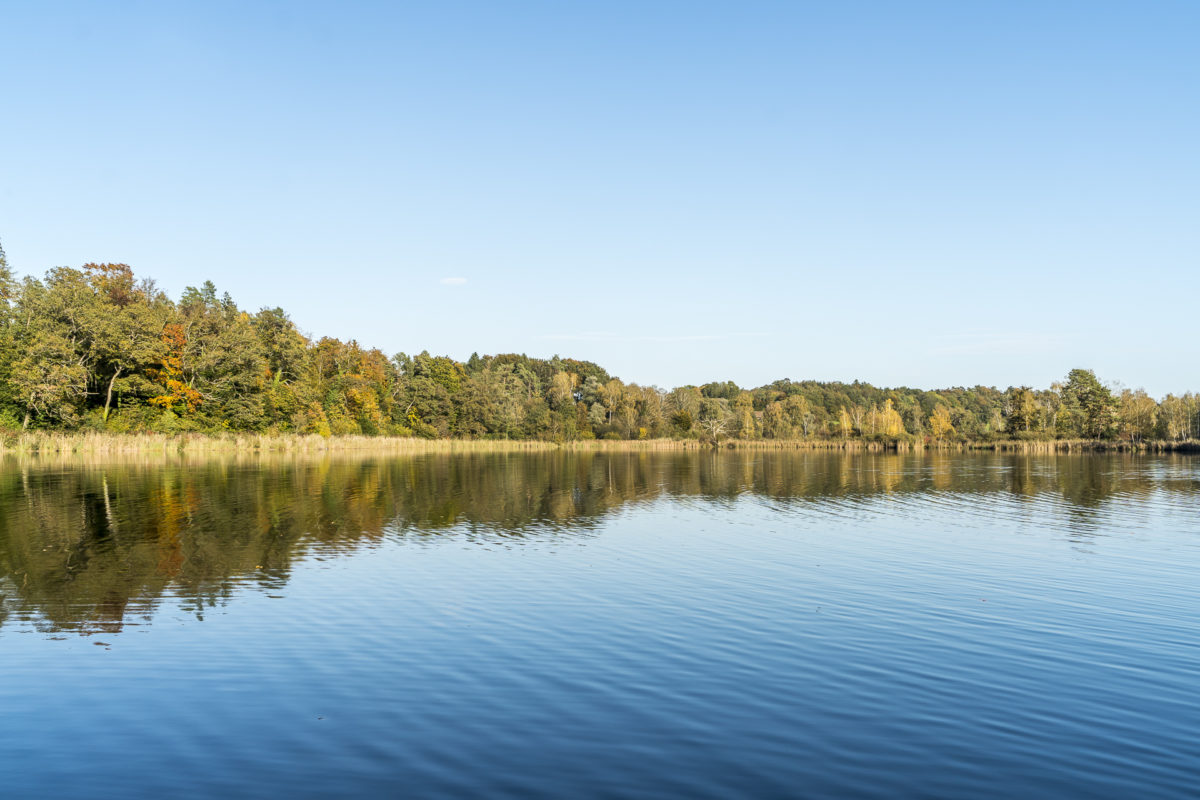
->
[[2, 431, 1198, 457]]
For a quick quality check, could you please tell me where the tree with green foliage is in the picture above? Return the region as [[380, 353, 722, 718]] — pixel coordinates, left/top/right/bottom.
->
[[81, 264, 170, 422], [1005, 387, 1041, 434], [11, 270, 98, 427], [0, 250, 1194, 446], [176, 282, 269, 429], [1117, 388, 1157, 444], [1060, 369, 1116, 439], [0, 240, 20, 422]]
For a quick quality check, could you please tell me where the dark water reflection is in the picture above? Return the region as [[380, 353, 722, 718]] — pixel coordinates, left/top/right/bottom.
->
[[2, 451, 1198, 799], [0, 450, 1196, 633]]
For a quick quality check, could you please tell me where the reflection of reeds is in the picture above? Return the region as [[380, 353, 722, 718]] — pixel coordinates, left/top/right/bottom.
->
[[518, 438, 1200, 453], [567, 439, 926, 452]]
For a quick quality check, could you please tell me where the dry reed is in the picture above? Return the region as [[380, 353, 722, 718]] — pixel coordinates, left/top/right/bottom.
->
[[2, 431, 1196, 459]]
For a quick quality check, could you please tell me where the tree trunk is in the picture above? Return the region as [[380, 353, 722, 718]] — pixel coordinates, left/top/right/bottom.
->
[[103, 367, 123, 423]]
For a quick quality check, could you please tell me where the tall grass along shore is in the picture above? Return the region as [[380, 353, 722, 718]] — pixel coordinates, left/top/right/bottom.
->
[[3, 431, 1197, 458]]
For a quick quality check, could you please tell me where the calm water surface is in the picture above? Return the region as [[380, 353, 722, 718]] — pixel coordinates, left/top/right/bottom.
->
[[0, 451, 1197, 798]]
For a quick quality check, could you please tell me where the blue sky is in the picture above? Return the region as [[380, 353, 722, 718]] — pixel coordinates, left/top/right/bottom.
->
[[2, 1, 1196, 395]]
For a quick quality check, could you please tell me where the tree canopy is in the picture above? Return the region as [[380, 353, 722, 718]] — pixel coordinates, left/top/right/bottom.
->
[[0, 248, 1194, 444]]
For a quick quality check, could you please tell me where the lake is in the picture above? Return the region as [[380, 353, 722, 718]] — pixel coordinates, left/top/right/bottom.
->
[[1, 450, 1197, 798]]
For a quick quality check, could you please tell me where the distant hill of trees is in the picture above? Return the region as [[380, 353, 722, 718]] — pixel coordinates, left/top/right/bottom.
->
[[0, 247, 1193, 444]]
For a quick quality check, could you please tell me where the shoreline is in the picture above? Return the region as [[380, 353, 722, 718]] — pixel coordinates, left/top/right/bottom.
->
[[1, 431, 1197, 457]]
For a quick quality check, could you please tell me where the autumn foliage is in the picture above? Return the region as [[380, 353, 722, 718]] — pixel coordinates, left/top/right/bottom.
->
[[0, 249, 1197, 443], [148, 324, 202, 413]]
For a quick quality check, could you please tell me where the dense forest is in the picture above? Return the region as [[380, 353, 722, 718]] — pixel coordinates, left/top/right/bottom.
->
[[0, 245, 1195, 444]]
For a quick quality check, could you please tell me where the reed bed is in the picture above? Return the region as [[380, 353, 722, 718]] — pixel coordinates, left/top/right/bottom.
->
[[0, 431, 559, 456], [2, 431, 1197, 459], [958, 439, 1200, 453], [565, 438, 1200, 453]]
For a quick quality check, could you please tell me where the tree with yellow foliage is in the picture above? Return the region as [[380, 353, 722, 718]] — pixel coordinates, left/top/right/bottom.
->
[[839, 407, 853, 439], [879, 398, 905, 438], [929, 405, 956, 440]]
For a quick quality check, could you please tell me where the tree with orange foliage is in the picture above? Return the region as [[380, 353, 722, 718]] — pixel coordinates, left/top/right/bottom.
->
[[148, 323, 202, 414]]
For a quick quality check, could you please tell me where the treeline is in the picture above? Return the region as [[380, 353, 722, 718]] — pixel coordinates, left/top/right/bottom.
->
[[0, 247, 1195, 444]]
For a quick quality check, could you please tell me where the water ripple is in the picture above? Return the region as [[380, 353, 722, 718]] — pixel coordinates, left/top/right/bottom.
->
[[1, 451, 1199, 797]]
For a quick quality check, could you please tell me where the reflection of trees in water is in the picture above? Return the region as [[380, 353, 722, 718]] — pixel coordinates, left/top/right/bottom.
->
[[0, 451, 1194, 633]]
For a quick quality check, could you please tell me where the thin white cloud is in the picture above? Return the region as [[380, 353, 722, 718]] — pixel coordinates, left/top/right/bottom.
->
[[440, 277, 468, 286]]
